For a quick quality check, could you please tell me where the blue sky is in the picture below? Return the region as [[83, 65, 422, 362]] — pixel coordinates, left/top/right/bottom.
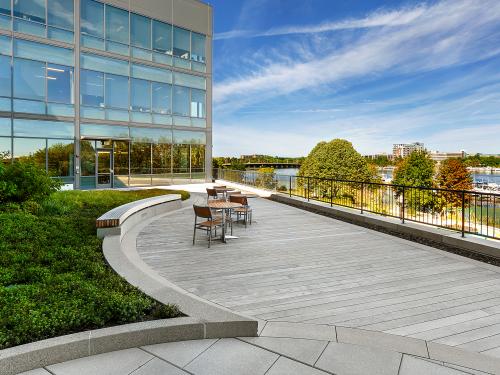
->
[[209, 0, 500, 157]]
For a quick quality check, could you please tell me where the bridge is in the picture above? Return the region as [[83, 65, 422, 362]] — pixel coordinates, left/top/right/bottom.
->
[[222, 162, 301, 169]]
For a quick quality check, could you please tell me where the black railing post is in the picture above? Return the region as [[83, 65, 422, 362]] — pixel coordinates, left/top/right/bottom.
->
[[307, 176, 310, 201], [461, 190, 465, 237], [402, 186, 406, 224], [330, 179, 333, 207], [289, 175, 292, 197], [361, 182, 364, 214]]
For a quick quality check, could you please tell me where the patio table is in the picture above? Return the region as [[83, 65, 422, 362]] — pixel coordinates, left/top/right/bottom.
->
[[207, 200, 242, 242], [214, 187, 236, 199]]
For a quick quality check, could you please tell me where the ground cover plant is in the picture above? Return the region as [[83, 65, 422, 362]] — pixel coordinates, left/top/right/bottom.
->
[[0, 167, 189, 349]]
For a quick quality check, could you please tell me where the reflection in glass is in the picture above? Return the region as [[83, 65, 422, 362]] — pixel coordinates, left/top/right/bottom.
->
[[173, 26, 190, 59], [173, 130, 206, 145], [173, 86, 189, 116], [174, 72, 205, 90], [14, 119, 74, 138], [191, 33, 206, 63], [131, 142, 151, 174], [152, 83, 171, 114], [0, 136, 11, 163], [106, 5, 128, 44], [47, 64, 74, 104], [13, 0, 45, 23], [131, 63, 171, 84], [0, 35, 11, 55], [190, 89, 205, 118], [80, 140, 95, 176], [131, 13, 150, 49], [13, 137, 46, 169], [47, 139, 73, 177], [105, 74, 128, 109], [0, 0, 11, 16], [47, 0, 74, 30], [81, 53, 129, 76], [0, 117, 10, 136], [80, 69, 104, 107], [191, 144, 205, 173], [80, 123, 129, 138], [153, 20, 172, 54], [81, 0, 103, 38], [173, 144, 189, 174], [131, 78, 150, 112], [0, 55, 11, 97], [14, 39, 74, 67], [113, 141, 128, 175], [13, 58, 45, 100], [153, 143, 171, 175]]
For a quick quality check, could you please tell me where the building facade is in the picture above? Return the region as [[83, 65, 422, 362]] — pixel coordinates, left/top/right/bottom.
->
[[0, 0, 212, 189], [392, 142, 425, 159]]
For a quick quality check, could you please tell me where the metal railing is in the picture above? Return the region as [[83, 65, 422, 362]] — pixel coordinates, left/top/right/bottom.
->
[[215, 168, 500, 240]]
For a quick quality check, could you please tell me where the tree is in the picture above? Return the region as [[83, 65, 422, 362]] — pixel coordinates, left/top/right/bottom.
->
[[298, 139, 374, 181], [393, 150, 436, 212], [436, 159, 473, 207]]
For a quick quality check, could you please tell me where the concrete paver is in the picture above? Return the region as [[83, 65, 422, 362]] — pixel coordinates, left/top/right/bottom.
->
[[130, 358, 189, 375], [142, 339, 218, 367], [399, 355, 471, 375], [266, 357, 330, 375]]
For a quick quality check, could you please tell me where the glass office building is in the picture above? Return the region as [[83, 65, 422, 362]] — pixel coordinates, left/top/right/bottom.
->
[[0, 0, 212, 189]]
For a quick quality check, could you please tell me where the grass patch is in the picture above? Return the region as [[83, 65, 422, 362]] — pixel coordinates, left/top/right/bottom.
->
[[0, 189, 190, 349]]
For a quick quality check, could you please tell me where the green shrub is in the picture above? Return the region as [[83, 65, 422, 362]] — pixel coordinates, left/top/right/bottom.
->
[[0, 189, 188, 349], [0, 161, 61, 203]]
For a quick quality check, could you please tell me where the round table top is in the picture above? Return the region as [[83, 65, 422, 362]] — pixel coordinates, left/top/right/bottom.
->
[[215, 187, 235, 192], [208, 201, 242, 209], [228, 193, 258, 199]]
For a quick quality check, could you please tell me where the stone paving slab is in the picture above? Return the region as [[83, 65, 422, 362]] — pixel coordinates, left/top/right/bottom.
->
[[142, 339, 218, 368], [399, 355, 471, 375], [266, 357, 330, 375], [129, 358, 189, 375]]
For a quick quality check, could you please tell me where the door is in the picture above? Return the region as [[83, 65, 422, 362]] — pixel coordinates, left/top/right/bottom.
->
[[97, 149, 113, 188]]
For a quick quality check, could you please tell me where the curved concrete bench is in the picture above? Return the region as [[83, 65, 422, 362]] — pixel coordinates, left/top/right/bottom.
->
[[96, 194, 183, 240]]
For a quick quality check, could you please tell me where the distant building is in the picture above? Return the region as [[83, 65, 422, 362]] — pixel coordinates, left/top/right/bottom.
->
[[392, 143, 425, 158], [365, 153, 394, 160], [430, 151, 466, 163]]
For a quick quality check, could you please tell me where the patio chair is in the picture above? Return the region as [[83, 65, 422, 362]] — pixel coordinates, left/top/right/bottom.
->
[[226, 190, 242, 197], [229, 195, 252, 227], [193, 205, 224, 248], [206, 188, 220, 202]]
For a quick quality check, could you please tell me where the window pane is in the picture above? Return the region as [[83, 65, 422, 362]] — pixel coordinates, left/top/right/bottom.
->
[[152, 82, 171, 114], [113, 140, 128, 175], [130, 127, 171, 143], [0, 137, 11, 162], [80, 140, 95, 176], [191, 33, 205, 63], [14, 39, 74, 66], [190, 89, 205, 118], [173, 26, 190, 59], [13, 58, 45, 100], [81, 53, 128, 75], [0, 54, 10, 97], [80, 69, 103, 107], [174, 72, 205, 90], [131, 63, 171, 83], [106, 5, 128, 44], [152, 20, 171, 54], [191, 144, 205, 174], [48, 0, 74, 30], [80, 123, 129, 138], [47, 64, 74, 104], [81, 0, 103, 38], [48, 139, 74, 177], [153, 143, 171, 175], [13, 0, 45, 23], [172, 86, 189, 116], [131, 78, 150, 112], [0, 0, 11, 16], [0, 35, 11, 55], [13, 137, 46, 169], [173, 144, 189, 173], [173, 130, 206, 144], [0, 117, 10, 136], [131, 13, 150, 49], [105, 74, 128, 109], [14, 119, 74, 138], [131, 142, 151, 174]]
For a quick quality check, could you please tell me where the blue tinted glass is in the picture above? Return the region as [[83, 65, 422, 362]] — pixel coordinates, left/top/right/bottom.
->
[[131, 78, 150, 112], [14, 138, 46, 167], [0, 117, 10, 136], [13, 58, 45, 100], [173, 130, 206, 144], [0, 35, 10, 55], [191, 33, 205, 63], [172, 85, 189, 116], [13, 0, 45, 23], [131, 63, 171, 83], [105, 74, 128, 109], [174, 72, 205, 90], [47, 64, 74, 104], [80, 69, 103, 107], [48, 27, 74, 43], [0, 0, 10, 16], [14, 39, 74, 66], [14, 119, 74, 137], [152, 82, 171, 114], [48, 0, 74, 30], [81, 0, 103, 38], [81, 53, 128, 75], [131, 13, 150, 49], [81, 123, 129, 138], [0, 55, 10, 97], [130, 127, 171, 143], [152, 20, 171, 54], [173, 27, 190, 59], [190, 89, 205, 118], [106, 5, 128, 44]]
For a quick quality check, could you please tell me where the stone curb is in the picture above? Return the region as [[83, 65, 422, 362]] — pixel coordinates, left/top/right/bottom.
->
[[268, 193, 500, 260]]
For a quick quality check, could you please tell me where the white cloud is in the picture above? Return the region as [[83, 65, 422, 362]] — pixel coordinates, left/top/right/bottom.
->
[[213, 0, 500, 110]]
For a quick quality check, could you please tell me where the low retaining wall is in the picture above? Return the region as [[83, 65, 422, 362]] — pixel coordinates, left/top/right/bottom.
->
[[0, 193, 257, 375]]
